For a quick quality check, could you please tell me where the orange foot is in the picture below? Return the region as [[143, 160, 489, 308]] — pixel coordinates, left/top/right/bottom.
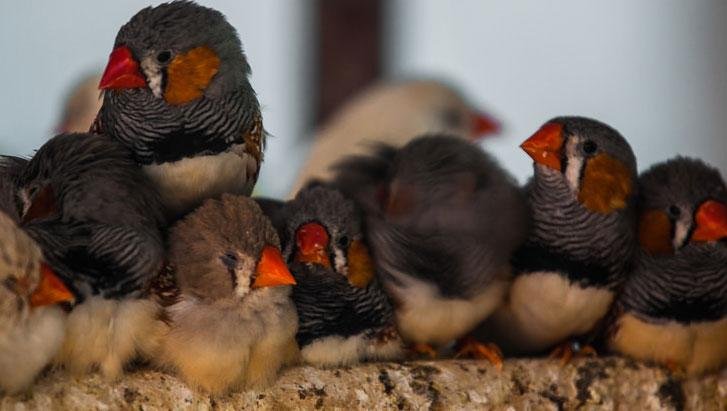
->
[[664, 359, 686, 377], [408, 343, 438, 359], [549, 341, 597, 366], [455, 337, 503, 371]]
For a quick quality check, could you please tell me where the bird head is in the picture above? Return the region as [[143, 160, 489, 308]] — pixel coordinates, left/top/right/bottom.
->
[[288, 186, 376, 289], [99, 1, 249, 106], [637, 157, 727, 255], [0, 212, 74, 332], [169, 195, 295, 302], [520, 117, 637, 214]]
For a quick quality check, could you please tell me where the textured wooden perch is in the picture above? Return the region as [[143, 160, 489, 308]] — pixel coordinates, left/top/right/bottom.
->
[[2, 357, 725, 410]]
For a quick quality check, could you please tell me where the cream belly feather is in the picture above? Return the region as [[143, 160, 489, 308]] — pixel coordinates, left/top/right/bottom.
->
[[609, 313, 727, 375], [54, 297, 166, 379], [300, 332, 404, 367], [144, 145, 257, 216], [487, 271, 614, 354], [387, 270, 509, 347], [0, 306, 66, 394]]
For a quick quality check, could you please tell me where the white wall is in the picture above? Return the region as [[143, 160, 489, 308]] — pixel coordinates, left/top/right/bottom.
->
[[0, 0, 312, 196], [386, 0, 727, 181]]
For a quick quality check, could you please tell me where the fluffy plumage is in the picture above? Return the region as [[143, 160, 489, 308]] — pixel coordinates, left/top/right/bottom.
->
[[0, 212, 73, 393], [608, 157, 727, 375], [478, 116, 638, 356], [281, 186, 404, 366], [331, 135, 528, 350], [154, 194, 298, 393], [290, 79, 499, 196], [15, 133, 167, 378], [94, 1, 265, 216], [0, 156, 27, 221]]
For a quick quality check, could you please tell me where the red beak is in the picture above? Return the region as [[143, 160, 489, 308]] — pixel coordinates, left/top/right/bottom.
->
[[295, 222, 331, 268], [99, 46, 146, 90], [471, 111, 501, 140], [520, 122, 564, 171]]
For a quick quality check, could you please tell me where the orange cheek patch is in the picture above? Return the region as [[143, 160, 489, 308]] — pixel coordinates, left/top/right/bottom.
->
[[638, 210, 674, 255], [165, 46, 221, 106], [347, 240, 375, 288], [578, 153, 632, 214]]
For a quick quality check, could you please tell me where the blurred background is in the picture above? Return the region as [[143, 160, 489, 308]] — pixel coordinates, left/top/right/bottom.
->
[[0, 0, 725, 198]]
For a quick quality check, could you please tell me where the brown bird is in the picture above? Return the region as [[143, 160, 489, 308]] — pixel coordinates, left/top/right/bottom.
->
[[290, 79, 500, 196], [153, 194, 298, 394]]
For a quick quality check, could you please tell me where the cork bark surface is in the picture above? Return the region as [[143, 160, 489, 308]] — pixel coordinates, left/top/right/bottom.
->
[[2, 357, 725, 410]]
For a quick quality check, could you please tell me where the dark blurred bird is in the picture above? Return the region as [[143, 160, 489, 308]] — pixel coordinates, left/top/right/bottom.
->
[[153, 194, 298, 393], [290, 79, 500, 196], [0, 211, 74, 393], [331, 135, 528, 364], [477, 117, 638, 360], [93, 1, 264, 217], [608, 157, 727, 375], [16, 133, 167, 378], [280, 186, 404, 366], [0, 156, 27, 221]]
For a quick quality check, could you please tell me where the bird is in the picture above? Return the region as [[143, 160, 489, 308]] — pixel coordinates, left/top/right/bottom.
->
[[15, 133, 167, 379], [93, 1, 265, 217], [607, 157, 727, 375], [290, 79, 500, 196], [0, 211, 74, 394], [0, 156, 27, 221], [330, 134, 528, 365], [152, 194, 298, 394], [476, 116, 638, 360], [279, 185, 404, 367]]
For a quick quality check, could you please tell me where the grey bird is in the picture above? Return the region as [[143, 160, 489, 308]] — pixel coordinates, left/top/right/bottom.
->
[[478, 117, 638, 360], [331, 134, 528, 364], [0, 211, 74, 393], [93, 1, 265, 217], [153, 194, 298, 394], [280, 185, 404, 367], [16, 133, 167, 379], [0, 156, 27, 221], [608, 157, 727, 375]]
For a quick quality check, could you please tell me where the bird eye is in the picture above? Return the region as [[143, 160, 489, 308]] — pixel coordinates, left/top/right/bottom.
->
[[2, 277, 17, 292], [668, 205, 681, 218], [337, 236, 350, 249], [219, 252, 238, 271], [582, 140, 598, 155], [440, 108, 463, 128], [156, 50, 172, 64]]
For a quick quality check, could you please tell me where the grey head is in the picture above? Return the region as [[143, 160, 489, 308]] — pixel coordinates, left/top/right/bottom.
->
[[168, 194, 295, 303]]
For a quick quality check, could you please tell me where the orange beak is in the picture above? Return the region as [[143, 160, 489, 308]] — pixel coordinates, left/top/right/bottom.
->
[[346, 240, 376, 288], [470, 111, 501, 140], [99, 46, 147, 90], [295, 222, 332, 268], [520, 122, 564, 171], [691, 200, 727, 243], [30, 263, 74, 307], [252, 246, 296, 289]]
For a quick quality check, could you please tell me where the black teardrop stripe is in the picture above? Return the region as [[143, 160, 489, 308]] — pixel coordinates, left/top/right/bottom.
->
[[291, 263, 395, 348]]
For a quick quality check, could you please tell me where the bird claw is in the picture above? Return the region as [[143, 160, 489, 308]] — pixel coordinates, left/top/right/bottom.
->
[[549, 341, 597, 366], [454, 337, 503, 371], [408, 343, 438, 359]]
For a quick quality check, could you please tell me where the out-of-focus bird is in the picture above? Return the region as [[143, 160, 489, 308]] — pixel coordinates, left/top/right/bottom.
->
[[290, 79, 501, 196], [477, 117, 638, 360], [16, 133, 167, 378], [0, 156, 27, 221], [93, 1, 265, 217], [608, 157, 727, 375], [153, 194, 298, 394], [0, 211, 74, 394], [331, 135, 528, 365], [280, 186, 404, 366], [55, 73, 103, 134]]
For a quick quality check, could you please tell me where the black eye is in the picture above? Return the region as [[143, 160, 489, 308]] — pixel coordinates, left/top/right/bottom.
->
[[441, 108, 463, 128], [219, 252, 238, 271], [337, 236, 350, 249], [668, 205, 681, 218], [3, 277, 17, 291], [156, 50, 172, 64], [582, 140, 598, 155]]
